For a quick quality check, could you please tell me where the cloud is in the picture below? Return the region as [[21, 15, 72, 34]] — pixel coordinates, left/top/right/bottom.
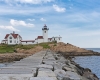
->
[[53, 4, 66, 12], [27, 19, 35, 21], [10, 19, 35, 27], [0, 5, 53, 15], [3, 0, 54, 4], [40, 18, 46, 21], [0, 25, 19, 31]]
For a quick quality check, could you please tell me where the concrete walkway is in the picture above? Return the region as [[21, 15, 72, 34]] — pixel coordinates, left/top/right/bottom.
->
[[0, 50, 81, 80]]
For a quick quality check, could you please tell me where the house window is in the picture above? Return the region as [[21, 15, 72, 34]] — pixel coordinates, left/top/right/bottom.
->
[[45, 31, 46, 33], [9, 37, 12, 39], [10, 40, 12, 43], [59, 38, 60, 40], [54, 38, 55, 40], [26, 41, 27, 43], [32, 41, 34, 43]]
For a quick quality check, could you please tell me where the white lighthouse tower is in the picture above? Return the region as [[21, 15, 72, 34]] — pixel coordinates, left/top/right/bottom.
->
[[42, 24, 49, 42]]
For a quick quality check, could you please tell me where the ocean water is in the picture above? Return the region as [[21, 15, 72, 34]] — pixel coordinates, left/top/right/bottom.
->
[[86, 48, 100, 52], [73, 48, 100, 78]]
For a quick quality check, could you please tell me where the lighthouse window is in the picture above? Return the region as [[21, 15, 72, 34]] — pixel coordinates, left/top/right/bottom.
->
[[45, 31, 46, 33]]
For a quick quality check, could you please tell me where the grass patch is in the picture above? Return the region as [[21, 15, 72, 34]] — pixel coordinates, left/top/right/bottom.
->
[[0, 45, 15, 53], [0, 44, 35, 53], [15, 45, 35, 50], [0, 42, 54, 53], [42, 44, 50, 49], [38, 43, 50, 49]]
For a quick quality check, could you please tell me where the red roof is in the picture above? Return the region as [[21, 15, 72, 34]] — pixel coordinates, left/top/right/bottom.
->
[[37, 36, 43, 39], [5, 34, 9, 39], [21, 40, 34, 42], [12, 34, 18, 38], [5, 34, 21, 39]]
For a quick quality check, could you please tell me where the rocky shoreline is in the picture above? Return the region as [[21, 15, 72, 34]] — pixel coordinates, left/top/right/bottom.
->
[[0, 50, 99, 80], [56, 51, 99, 80], [50, 42, 100, 56], [58, 51, 100, 56], [0, 53, 31, 63]]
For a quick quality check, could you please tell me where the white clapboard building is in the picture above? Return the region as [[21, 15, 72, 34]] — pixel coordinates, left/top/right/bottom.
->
[[1, 31, 22, 45], [1, 25, 62, 45]]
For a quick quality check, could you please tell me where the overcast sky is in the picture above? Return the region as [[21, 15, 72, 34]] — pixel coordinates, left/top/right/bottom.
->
[[0, 0, 100, 48]]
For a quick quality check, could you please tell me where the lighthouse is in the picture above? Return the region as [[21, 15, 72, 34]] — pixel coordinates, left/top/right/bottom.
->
[[42, 24, 49, 42]]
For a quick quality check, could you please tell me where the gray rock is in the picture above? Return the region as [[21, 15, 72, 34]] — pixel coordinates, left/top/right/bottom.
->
[[38, 64, 53, 70], [30, 77, 57, 80], [0, 68, 36, 76], [54, 70, 66, 80], [65, 71, 81, 80], [42, 60, 56, 65], [37, 71, 56, 77], [62, 66, 75, 72], [56, 60, 67, 64], [83, 72, 99, 80], [38, 68, 52, 71], [0, 74, 32, 80], [54, 63, 64, 70], [63, 77, 71, 80], [53, 63, 66, 70]]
